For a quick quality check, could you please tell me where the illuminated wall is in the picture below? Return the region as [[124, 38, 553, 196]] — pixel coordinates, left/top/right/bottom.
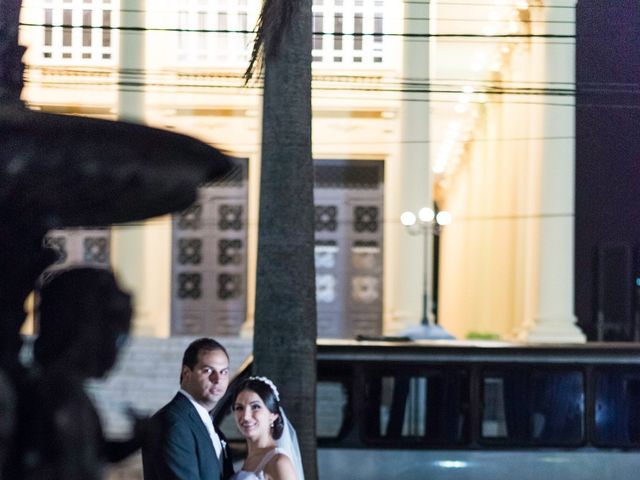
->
[[432, 0, 583, 341], [18, 0, 586, 342], [18, 0, 405, 338]]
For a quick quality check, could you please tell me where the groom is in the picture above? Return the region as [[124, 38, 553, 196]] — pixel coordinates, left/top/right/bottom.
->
[[142, 338, 234, 480]]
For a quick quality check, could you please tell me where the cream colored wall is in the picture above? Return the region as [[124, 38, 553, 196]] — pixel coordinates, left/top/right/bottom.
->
[[438, 87, 542, 339], [19, 0, 119, 111], [435, 0, 582, 342], [17, 0, 428, 339], [141, 0, 402, 335], [433, 1, 547, 340], [19, 0, 581, 342]]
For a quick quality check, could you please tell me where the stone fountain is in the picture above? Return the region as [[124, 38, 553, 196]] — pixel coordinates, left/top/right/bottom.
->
[[0, 1, 233, 477]]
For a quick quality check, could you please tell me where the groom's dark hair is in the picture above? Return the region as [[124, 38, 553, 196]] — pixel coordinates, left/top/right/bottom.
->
[[180, 337, 228, 382]]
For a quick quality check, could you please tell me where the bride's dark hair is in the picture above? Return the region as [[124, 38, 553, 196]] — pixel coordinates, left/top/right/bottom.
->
[[233, 378, 284, 439]]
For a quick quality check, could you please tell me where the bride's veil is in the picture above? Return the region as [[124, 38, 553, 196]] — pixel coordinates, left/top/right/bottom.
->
[[277, 408, 305, 480]]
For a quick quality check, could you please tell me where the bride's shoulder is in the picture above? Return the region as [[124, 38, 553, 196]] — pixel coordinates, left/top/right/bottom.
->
[[263, 449, 297, 480]]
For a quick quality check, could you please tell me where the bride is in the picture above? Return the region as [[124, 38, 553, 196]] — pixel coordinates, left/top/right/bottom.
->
[[230, 377, 304, 480]]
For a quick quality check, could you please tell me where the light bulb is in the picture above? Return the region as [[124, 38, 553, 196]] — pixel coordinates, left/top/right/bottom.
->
[[436, 211, 453, 226], [418, 207, 435, 223], [400, 211, 417, 226]]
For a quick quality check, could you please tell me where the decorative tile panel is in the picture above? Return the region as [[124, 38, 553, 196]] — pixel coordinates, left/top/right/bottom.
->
[[42, 228, 112, 278], [218, 205, 243, 231], [316, 274, 337, 303], [354, 206, 379, 233], [314, 161, 384, 190], [178, 204, 202, 230], [178, 238, 203, 265], [351, 242, 380, 270], [83, 236, 109, 263], [315, 243, 338, 269], [218, 273, 242, 300], [314, 159, 384, 339], [315, 205, 338, 232], [178, 273, 202, 299], [218, 239, 243, 265], [44, 236, 67, 264], [351, 276, 380, 304], [171, 158, 249, 337]]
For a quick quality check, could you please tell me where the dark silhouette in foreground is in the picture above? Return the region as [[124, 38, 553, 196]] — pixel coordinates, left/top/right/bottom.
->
[[0, 0, 233, 477], [9, 269, 146, 479]]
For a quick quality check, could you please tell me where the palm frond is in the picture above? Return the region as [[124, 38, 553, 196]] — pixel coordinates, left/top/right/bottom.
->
[[244, 0, 297, 84]]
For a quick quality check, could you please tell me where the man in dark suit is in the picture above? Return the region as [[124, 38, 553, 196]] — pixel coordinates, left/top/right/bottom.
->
[[142, 338, 234, 480]]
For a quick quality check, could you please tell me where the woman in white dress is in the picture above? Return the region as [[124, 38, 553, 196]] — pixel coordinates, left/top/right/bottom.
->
[[229, 377, 303, 480]]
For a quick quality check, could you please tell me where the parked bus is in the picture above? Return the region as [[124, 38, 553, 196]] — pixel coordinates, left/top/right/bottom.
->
[[214, 339, 640, 479]]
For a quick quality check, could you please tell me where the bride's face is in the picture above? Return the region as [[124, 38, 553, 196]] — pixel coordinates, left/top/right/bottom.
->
[[233, 389, 279, 443]]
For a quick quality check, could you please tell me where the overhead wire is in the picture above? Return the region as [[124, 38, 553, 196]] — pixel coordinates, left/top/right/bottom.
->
[[25, 73, 578, 96], [23, 68, 637, 102], [18, 3, 634, 138], [30, 65, 625, 89], [18, 0, 579, 23], [403, 0, 574, 8], [93, 211, 577, 230], [23, 74, 636, 109], [19, 22, 576, 40], [17, 2, 606, 232]]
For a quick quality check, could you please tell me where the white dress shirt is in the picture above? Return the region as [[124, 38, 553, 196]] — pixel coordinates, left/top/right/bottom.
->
[[179, 389, 223, 462]]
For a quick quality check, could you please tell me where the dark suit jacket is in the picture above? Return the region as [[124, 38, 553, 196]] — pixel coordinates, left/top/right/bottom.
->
[[142, 393, 233, 480]]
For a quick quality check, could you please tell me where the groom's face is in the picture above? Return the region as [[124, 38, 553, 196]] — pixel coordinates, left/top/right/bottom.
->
[[181, 348, 230, 410]]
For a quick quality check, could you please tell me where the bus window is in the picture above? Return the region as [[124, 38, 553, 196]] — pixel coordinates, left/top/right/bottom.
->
[[317, 380, 349, 439], [482, 377, 507, 437], [364, 369, 469, 445], [594, 369, 640, 447], [481, 369, 584, 446]]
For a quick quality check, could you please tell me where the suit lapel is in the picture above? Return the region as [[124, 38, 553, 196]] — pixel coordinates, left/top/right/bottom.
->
[[189, 407, 213, 444], [177, 394, 218, 458], [172, 393, 223, 480]]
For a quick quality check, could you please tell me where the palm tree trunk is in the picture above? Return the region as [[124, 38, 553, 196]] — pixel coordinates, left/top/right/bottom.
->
[[251, 1, 317, 479]]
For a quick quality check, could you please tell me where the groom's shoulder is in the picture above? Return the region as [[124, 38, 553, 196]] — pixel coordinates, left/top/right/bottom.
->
[[152, 393, 189, 420]]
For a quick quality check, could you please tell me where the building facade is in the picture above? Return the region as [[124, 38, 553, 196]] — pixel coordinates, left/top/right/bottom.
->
[[19, 0, 587, 342]]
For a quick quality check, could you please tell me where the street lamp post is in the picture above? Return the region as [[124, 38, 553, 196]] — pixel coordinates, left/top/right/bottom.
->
[[400, 206, 453, 338]]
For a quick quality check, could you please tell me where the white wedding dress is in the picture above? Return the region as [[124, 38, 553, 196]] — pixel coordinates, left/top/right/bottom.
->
[[230, 448, 288, 480]]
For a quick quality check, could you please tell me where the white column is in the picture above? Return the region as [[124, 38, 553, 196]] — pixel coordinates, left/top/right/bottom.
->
[[523, 0, 585, 343], [388, 0, 431, 332], [111, 1, 171, 337], [117, 1, 145, 122]]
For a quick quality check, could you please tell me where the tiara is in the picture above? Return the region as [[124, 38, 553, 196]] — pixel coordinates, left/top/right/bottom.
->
[[249, 376, 280, 402]]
